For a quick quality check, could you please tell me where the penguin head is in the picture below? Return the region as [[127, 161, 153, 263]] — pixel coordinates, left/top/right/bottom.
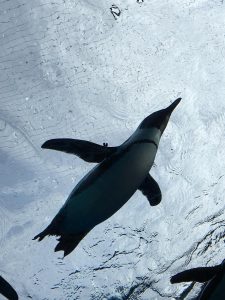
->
[[138, 98, 181, 134]]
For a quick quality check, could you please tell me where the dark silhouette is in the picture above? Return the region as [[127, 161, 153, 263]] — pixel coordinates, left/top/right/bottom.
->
[[34, 98, 181, 257], [41, 139, 115, 163], [171, 259, 225, 299], [0, 275, 18, 300]]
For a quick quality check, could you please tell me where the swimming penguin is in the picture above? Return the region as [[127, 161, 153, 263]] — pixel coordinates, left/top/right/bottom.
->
[[33, 98, 181, 256], [0, 275, 18, 300], [171, 259, 225, 300]]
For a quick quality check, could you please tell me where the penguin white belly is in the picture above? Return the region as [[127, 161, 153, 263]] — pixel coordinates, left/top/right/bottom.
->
[[62, 142, 157, 233]]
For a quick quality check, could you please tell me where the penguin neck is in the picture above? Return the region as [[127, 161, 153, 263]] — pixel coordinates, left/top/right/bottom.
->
[[123, 127, 161, 147]]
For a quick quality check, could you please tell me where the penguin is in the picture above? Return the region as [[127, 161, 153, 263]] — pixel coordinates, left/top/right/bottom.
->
[[170, 259, 225, 300], [0, 275, 18, 300], [33, 98, 181, 256]]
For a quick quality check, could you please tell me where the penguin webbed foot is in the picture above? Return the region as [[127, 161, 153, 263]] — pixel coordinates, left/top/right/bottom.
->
[[33, 223, 58, 241], [33, 232, 46, 241], [54, 232, 88, 257]]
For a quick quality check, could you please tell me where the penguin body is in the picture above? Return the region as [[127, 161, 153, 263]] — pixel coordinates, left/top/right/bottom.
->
[[34, 98, 181, 256], [61, 128, 159, 233]]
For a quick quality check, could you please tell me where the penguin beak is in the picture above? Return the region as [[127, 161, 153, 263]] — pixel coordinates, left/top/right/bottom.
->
[[158, 97, 181, 134], [137, 97, 181, 132], [165, 98, 182, 115]]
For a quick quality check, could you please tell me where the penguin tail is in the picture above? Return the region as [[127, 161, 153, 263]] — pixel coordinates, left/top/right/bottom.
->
[[54, 232, 88, 257]]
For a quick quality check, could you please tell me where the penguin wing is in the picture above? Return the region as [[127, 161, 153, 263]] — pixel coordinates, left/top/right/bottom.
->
[[138, 174, 162, 206], [0, 275, 18, 300], [170, 266, 221, 284], [42, 138, 117, 162]]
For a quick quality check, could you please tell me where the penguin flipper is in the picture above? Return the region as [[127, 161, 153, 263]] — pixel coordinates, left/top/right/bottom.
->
[[0, 275, 18, 300], [42, 138, 117, 163], [170, 266, 221, 284], [54, 232, 89, 257], [138, 174, 162, 206]]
